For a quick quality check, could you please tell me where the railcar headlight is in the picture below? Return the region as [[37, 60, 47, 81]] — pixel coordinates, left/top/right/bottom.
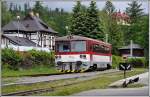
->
[[55, 55, 61, 59], [80, 55, 86, 59]]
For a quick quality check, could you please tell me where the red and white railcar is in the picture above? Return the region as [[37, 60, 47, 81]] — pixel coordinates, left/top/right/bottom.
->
[[55, 35, 112, 72]]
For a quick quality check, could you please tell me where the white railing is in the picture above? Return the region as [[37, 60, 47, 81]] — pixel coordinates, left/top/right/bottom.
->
[[1, 44, 51, 52]]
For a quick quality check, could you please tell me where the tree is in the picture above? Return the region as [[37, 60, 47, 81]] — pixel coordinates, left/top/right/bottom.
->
[[109, 19, 124, 54], [103, 0, 115, 15], [126, 1, 143, 23], [18, 5, 21, 12], [24, 3, 29, 15], [85, 0, 104, 39], [2, 1, 12, 26], [101, 0, 124, 54], [69, 1, 87, 36], [9, 2, 13, 12], [128, 15, 149, 59], [32, 1, 44, 16]]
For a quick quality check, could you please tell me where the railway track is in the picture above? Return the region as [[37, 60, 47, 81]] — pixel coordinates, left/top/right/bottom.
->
[[2, 69, 119, 87], [2, 70, 121, 96], [4, 70, 94, 78]]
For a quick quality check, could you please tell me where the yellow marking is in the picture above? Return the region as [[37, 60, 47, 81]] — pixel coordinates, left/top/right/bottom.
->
[[71, 70, 75, 72], [66, 70, 70, 72], [80, 69, 85, 72]]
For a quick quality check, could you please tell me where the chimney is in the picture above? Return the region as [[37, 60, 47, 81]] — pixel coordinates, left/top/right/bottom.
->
[[29, 11, 34, 17], [35, 13, 39, 17]]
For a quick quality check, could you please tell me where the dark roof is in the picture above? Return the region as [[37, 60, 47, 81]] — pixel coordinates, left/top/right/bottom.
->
[[2, 35, 40, 47], [55, 35, 111, 45], [2, 13, 58, 34], [2, 21, 27, 32], [119, 43, 143, 50]]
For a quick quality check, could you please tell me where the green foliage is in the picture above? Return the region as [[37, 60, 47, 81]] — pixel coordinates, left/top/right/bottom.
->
[[127, 57, 148, 68], [2, 1, 13, 26], [1, 49, 55, 70], [2, 1, 148, 58], [32, 1, 45, 16], [86, 1, 104, 39], [70, 1, 104, 40], [70, 1, 88, 36], [112, 55, 123, 68], [1, 48, 23, 70], [103, 0, 115, 15], [126, 1, 143, 24], [122, 15, 149, 61], [28, 49, 55, 66], [101, 0, 124, 55], [2, 66, 58, 77]]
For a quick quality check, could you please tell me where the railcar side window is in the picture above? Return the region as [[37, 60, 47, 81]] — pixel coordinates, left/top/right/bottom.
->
[[93, 44, 110, 54]]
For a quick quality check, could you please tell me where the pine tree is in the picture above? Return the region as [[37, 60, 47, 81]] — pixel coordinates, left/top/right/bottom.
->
[[9, 2, 13, 12], [85, 0, 103, 39], [103, 0, 115, 15], [18, 5, 21, 12], [70, 1, 87, 36], [109, 19, 124, 54], [2, 1, 12, 26], [32, 1, 44, 16], [126, 1, 143, 23], [24, 3, 29, 15]]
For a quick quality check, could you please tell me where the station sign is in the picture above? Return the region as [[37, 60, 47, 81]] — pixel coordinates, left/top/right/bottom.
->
[[119, 63, 131, 70]]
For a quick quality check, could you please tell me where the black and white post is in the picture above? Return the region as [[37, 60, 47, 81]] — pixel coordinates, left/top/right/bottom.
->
[[130, 40, 133, 57]]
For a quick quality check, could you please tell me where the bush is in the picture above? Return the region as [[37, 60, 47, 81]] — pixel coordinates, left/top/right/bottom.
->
[[2, 49, 55, 70], [112, 55, 123, 69], [127, 57, 147, 68], [28, 49, 55, 66], [2, 48, 23, 70]]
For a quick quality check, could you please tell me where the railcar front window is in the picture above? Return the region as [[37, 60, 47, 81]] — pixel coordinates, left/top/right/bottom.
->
[[71, 41, 86, 52], [57, 43, 70, 52]]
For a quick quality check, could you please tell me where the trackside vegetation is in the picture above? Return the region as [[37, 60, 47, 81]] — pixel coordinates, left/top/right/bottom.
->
[[2, 68, 147, 95], [112, 55, 148, 68], [2, 48, 57, 77]]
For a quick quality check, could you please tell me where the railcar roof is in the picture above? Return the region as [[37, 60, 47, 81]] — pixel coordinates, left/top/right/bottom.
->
[[55, 35, 111, 45]]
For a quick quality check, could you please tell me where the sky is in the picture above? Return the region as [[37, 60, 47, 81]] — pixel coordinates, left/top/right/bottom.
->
[[5, 0, 149, 14]]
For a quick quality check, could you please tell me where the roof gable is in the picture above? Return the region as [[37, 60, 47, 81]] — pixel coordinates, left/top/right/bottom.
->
[[119, 43, 143, 49], [2, 35, 40, 47], [2, 12, 58, 34]]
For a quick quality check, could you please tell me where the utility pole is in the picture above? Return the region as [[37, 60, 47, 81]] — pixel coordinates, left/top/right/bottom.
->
[[17, 15, 20, 51], [17, 15, 20, 37], [105, 33, 108, 43], [130, 40, 133, 57]]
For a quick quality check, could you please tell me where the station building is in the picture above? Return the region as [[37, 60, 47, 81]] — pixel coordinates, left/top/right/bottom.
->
[[118, 43, 144, 58], [1, 11, 57, 52]]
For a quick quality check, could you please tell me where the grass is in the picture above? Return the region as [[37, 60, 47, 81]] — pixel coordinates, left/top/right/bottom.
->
[[2, 66, 59, 78], [41, 68, 147, 96], [2, 68, 147, 95], [127, 83, 145, 88]]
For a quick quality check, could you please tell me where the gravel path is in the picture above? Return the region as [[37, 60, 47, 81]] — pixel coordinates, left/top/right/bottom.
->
[[73, 72, 149, 96], [73, 86, 149, 96]]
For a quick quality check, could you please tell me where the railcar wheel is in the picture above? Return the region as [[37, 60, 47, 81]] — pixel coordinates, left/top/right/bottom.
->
[[107, 64, 111, 69], [93, 64, 97, 71]]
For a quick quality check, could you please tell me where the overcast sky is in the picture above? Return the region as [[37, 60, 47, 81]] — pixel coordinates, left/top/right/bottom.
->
[[5, 0, 149, 13]]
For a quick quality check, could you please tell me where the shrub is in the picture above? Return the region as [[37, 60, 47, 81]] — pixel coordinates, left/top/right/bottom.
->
[[1, 48, 23, 70], [2, 48, 55, 70], [28, 49, 55, 67], [112, 55, 123, 69], [127, 57, 147, 68]]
